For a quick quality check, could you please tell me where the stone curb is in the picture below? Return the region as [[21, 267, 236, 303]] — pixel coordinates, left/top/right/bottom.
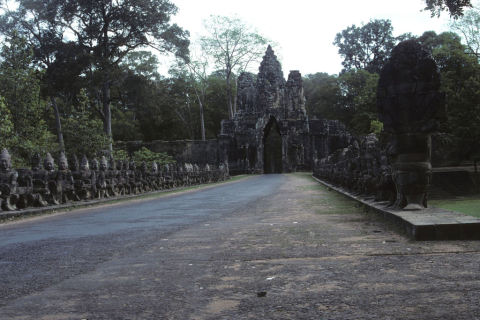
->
[[312, 175, 480, 241], [0, 177, 241, 221]]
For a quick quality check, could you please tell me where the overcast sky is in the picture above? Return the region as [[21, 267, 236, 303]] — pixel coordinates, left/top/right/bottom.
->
[[165, 0, 451, 77]]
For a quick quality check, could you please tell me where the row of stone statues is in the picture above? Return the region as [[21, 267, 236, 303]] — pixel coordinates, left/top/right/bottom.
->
[[313, 134, 400, 207], [314, 40, 446, 211], [0, 148, 229, 212]]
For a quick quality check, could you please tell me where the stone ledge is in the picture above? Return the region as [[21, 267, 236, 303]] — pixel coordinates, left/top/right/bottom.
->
[[312, 175, 480, 241]]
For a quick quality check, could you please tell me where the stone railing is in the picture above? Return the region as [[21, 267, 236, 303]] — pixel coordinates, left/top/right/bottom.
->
[[0, 149, 229, 212]]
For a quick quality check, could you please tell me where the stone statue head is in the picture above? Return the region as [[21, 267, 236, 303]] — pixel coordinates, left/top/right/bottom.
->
[[350, 141, 360, 158], [116, 159, 123, 171], [31, 152, 42, 171], [109, 155, 116, 170], [44, 153, 55, 171], [58, 152, 68, 171], [123, 159, 129, 170], [70, 154, 79, 171], [130, 160, 136, 171], [151, 161, 158, 173], [0, 148, 12, 171], [81, 155, 89, 170], [100, 156, 108, 171], [91, 158, 99, 171], [141, 161, 147, 172], [366, 134, 379, 155]]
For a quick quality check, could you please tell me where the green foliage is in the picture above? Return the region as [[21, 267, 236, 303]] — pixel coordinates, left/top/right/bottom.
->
[[423, 0, 472, 18], [131, 147, 175, 166], [370, 120, 384, 136], [0, 96, 13, 139], [333, 19, 396, 74], [200, 15, 271, 118], [112, 149, 129, 161], [449, 6, 480, 55], [0, 31, 57, 167], [447, 75, 480, 163], [304, 70, 380, 135], [61, 90, 110, 159]]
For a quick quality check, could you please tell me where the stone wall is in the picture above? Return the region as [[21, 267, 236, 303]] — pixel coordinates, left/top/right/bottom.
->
[[116, 140, 220, 165]]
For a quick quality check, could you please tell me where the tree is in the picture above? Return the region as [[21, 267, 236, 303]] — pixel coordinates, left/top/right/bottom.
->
[[447, 75, 480, 186], [449, 5, 480, 58], [423, 0, 472, 18], [0, 32, 57, 166], [303, 72, 343, 120], [333, 19, 396, 74], [61, 90, 110, 159], [199, 15, 270, 119], [417, 31, 480, 97], [303, 70, 379, 135], [0, 0, 91, 154], [70, 0, 190, 149]]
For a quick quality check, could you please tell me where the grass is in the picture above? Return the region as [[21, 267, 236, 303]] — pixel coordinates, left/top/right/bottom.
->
[[429, 198, 480, 218], [292, 172, 362, 215]]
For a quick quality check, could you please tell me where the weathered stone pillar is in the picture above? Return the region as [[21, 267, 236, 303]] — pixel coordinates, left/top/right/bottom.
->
[[377, 40, 446, 210]]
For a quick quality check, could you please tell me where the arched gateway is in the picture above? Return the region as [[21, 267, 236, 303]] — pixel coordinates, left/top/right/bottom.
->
[[219, 46, 351, 174]]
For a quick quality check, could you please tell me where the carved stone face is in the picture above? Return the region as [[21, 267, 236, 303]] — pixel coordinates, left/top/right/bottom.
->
[[58, 160, 67, 171], [81, 161, 89, 171], [141, 163, 147, 171], [91, 161, 98, 171], [116, 161, 123, 170], [100, 162, 107, 171], [0, 158, 10, 170], [45, 161, 54, 171], [31, 155, 41, 170], [70, 161, 78, 171], [366, 141, 377, 154]]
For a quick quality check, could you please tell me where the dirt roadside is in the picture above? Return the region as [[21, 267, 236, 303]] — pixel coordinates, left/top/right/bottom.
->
[[3, 172, 480, 319]]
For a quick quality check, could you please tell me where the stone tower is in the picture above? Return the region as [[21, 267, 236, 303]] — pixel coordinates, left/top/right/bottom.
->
[[219, 46, 351, 174]]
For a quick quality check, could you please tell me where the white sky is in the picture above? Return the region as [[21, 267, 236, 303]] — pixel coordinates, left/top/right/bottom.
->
[[165, 0, 451, 77]]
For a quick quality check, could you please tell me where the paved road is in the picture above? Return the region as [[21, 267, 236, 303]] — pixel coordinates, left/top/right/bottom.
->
[[1, 173, 480, 319], [0, 175, 280, 318]]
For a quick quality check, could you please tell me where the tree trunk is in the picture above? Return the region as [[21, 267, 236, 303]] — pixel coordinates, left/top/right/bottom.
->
[[226, 75, 234, 119], [199, 101, 206, 141], [102, 78, 112, 151], [233, 76, 238, 114], [50, 95, 65, 153]]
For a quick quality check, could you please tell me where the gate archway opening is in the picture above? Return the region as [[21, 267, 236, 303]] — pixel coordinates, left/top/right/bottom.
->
[[263, 116, 283, 174]]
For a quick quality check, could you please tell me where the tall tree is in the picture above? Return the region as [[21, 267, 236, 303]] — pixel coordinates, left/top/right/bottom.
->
[[0, 32, 57, 166], [449, 5, 480, 58], [333, 19, 396, 74], [67, 0, 190, 150], [423, 0, 472, 18], [199, 15, 269, 119], [0, 0, 85, 153]]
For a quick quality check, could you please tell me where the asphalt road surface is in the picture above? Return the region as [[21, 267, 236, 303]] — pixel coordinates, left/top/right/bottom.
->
[[1, 173, 480, 319]]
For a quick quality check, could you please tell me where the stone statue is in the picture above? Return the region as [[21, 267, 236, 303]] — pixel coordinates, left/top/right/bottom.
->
[[377, 40, 446, 210], [56, 152, 75, 203], [73, 155, 96, 200], [0, 148, 19, 211], [30, 152, 50, 207], [129, 160, 143, 194]]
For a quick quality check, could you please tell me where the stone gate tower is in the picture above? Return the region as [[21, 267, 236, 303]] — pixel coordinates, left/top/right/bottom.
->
[[219, 46, 351, 174]]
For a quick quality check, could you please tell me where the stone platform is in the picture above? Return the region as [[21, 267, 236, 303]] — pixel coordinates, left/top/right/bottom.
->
[[312, 176, 480, 241]]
